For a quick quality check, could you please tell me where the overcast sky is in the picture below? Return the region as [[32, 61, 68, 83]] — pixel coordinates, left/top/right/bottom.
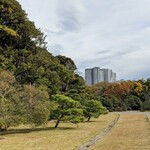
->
[[18, 0, 150, 80]]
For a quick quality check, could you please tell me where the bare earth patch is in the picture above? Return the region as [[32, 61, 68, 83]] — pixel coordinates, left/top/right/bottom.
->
[[89, 114, 150, 150]]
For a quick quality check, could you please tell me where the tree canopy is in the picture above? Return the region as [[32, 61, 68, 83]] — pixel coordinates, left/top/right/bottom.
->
[[0, 0, 89, 130], [2, 0, 150, 132], [51, 94, 84, 128]]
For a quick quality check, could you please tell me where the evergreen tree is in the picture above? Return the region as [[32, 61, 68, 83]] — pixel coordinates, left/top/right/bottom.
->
[[51, 94, 84, 128]]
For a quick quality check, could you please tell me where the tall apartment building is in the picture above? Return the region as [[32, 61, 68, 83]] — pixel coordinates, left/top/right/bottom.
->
[[112, 72, 116, 82], [99, 69, 104, 82], [93, 67, 101, 85], [85, 69, 93, 85], [85, 67, 116, 85]]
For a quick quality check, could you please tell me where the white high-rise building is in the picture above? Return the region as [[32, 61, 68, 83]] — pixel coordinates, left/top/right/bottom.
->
[[112, 72, 116, 82], [85, 69, 93, 85], [99, 69, 104, 82], [93, 67, 101, 85], [85, 67, 116, 85]]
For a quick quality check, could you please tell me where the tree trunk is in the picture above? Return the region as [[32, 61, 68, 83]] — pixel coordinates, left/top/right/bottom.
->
[[29, 83, 33, 107], [55, 119, 60, 128], [0, 127, 7, 132], [87, 116, 91, 122], [76, 123, 79, 128]]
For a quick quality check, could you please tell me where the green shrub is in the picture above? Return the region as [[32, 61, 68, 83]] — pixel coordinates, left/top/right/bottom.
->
[[143, 100, 150, 110]]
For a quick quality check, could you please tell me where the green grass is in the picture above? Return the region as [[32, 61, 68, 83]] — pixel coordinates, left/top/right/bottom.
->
[[0, 113, 117, 150], [90, 114, 150, 150]]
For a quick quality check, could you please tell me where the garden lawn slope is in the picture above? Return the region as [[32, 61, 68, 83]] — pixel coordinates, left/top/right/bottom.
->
[[0, 113, 116, 150], [90, 113, 150, 150]]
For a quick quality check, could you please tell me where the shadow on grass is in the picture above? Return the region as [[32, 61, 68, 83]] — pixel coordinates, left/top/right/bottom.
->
[[86, 120, 108, 123], [0, 126, 77, 136], [56, 127, 77, 130]]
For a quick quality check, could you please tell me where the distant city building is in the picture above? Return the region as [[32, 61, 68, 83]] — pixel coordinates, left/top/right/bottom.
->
[[99, 69, 104, 82], [85, 69, 93, 85], [119, 79, 125, 82], [92, 67, 101, 85], [85, 67, 116, 85], [112, 72, 117, 82]]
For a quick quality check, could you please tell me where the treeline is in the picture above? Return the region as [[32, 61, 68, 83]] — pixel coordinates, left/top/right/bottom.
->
[[1, 0, 150, 132], [0, 0, 107, 131], [86, 80, 150, 112]]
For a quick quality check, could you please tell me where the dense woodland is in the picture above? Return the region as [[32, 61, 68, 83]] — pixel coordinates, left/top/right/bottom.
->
[[0, 0, 150, 132], [86, 80, 150, 111]]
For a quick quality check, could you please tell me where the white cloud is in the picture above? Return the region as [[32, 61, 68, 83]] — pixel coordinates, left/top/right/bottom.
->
[[18, 0, 150, 80], [110, 49, 150, 80], [56, 0, 86, 32]]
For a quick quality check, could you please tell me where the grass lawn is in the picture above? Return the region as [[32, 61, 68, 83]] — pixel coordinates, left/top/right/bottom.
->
[[90, 114, 150, 150], [0, 113, 117, 150]]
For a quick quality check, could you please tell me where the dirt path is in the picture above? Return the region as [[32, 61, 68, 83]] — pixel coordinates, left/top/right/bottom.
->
[[77, 114, 120, 150], [114, 111, 150, 122], [77, 111, 150, 150], [89, 112, 150, 150], [114, 111, 150, 115]]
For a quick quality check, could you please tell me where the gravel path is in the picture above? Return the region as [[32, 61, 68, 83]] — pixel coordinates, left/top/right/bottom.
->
[[114, 111, 150, 115], [77, 111, 150, 150], [114, 111, 150, 122], [77, 114, 120, 150]]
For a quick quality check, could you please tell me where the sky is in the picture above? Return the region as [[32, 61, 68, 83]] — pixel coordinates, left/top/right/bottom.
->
[[18, 0, 150, 80]]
